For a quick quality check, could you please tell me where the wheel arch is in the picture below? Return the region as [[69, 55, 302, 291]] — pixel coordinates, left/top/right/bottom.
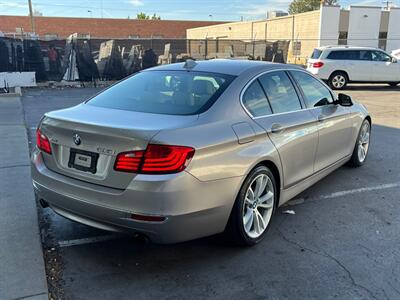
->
[[365, 115, 372, 125], [329, 70, 350, 81], [253, 160, 281, 208]]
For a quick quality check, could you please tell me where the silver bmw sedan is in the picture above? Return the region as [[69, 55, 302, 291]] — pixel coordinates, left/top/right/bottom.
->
[[32, 59, 371, 246]]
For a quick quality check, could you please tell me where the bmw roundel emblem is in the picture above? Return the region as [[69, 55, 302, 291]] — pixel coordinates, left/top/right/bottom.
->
[[73, 134, 81, 146]]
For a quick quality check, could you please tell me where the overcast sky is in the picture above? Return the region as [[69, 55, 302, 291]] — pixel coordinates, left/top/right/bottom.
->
[[0, 0, 397, 21]]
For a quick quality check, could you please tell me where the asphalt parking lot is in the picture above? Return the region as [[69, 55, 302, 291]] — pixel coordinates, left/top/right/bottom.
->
[[22, 84, 400, 299]]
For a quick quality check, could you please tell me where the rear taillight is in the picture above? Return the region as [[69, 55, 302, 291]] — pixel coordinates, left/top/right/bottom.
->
[[312, 61, 324, 68], [114, 150, 144, 173], [36, 129, 52, 154], [114, 144, 195, 174]]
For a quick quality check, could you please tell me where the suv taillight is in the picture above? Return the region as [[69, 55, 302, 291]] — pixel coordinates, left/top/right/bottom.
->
[[312, 61, 324, 68], [114, 144, 195, 174], [36, 129, 52, 154]]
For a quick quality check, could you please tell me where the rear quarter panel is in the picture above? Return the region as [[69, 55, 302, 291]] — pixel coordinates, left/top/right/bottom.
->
[[151, 118, 281, 183]]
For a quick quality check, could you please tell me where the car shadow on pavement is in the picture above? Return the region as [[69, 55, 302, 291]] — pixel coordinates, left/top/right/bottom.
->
[[344, 84, 400, 91]]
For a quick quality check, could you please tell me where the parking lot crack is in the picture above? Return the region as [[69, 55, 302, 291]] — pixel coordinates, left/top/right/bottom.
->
[[0, 164, 30, 170], [14, 292, 48, 300], [275, 227, 379, 300]]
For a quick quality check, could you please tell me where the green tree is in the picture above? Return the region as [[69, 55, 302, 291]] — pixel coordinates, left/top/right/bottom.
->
[[136, 12, 161, 20], [288, 0, 337, 14]]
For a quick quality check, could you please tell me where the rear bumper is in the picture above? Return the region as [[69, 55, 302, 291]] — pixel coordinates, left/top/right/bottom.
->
[[31, 149, 242, 243], [306, 67, 330, 80]]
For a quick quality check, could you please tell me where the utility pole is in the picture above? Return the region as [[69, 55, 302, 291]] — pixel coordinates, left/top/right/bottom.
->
[[382, 0, 393, 10], [28, 0, 35, 33]]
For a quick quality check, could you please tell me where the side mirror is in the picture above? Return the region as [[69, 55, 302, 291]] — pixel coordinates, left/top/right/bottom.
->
[[335, 93, 353, 107], [392, 57, 397, 63]]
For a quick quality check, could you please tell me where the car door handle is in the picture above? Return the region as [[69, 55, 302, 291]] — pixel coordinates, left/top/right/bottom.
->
[[270, 123, 285, 134]]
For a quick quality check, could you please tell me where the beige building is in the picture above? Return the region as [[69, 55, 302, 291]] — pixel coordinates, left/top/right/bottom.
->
[[187, 5, 400, 64]]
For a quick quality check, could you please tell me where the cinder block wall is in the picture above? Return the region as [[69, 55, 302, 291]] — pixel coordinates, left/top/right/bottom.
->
[[187, 9, 321, 64], [187, 21, 255, 40]]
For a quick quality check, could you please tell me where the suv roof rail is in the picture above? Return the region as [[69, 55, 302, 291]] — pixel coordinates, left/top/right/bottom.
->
[[325, 45, 350, 49]]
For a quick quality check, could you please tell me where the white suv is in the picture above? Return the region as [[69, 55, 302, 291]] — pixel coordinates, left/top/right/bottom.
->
[[307, 46, 400, 89]]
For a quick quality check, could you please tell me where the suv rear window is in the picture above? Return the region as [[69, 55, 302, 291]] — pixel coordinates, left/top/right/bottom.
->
[[327, 50, 359, 60], [311, 49, 322, 59], [87, 71, 235, 115]]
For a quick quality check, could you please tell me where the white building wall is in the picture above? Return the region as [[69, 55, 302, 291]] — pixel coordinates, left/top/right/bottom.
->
[[386, 7, 400, 52], [347, 6, 381, 48], [318, 5, 341, 47]]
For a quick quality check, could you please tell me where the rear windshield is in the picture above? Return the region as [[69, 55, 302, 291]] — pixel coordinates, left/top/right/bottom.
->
[[310, 49, 323, 59], [87, 70, 235, 115]]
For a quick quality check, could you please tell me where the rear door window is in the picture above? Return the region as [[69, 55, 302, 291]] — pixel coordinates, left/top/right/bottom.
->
[[327, 50, 360, 60], [87, 71, 235, 115], [291, 71, 333, 108], [242, 81, 272, 117], [259, 71, 302, 114], [359, 50, 372, 61]]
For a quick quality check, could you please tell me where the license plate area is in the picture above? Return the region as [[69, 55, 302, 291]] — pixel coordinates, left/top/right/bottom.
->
[[68, 148, 99, 174]]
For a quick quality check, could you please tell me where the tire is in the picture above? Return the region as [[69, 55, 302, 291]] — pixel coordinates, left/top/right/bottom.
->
[[388, 82, 399, 87], [348, 119, 371, 167], [328, 71, 348, 90], [225, 165, 277, 246]]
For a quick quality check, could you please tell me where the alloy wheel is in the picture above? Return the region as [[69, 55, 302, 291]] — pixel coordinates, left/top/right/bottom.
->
[[332, 74, 346, 89], [242, 174, 274, 239], [358, 122, 370, 163]]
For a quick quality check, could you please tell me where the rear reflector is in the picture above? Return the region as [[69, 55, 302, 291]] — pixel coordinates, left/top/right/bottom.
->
[[131, 213, 166, 222], [114, 144, 195, 174], [36, 129, 52, 154], [312, 61, 324, 68]]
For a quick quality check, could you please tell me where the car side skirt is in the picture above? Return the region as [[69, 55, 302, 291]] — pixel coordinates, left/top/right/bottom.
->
[[279, 155, 351, 206]]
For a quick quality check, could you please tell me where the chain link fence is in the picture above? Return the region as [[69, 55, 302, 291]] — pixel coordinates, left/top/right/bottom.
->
[[0, 36, 292, 82]]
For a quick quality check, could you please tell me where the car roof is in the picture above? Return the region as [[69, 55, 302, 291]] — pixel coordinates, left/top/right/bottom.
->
[[145, 59, 300, 76], [317, 45, 383, 51]]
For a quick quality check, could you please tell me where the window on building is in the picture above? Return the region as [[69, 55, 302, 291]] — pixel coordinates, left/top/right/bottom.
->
[[259, 71, 302, 114], [378, 32, 388, 50], [338, 32, 348, 45]]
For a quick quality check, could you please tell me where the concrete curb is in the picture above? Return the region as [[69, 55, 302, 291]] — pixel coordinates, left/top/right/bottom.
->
[[0, 96, 48, 299]]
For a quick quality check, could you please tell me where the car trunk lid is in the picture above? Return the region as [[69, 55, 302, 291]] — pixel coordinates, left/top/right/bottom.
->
[[39, 104, 198, 189]]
